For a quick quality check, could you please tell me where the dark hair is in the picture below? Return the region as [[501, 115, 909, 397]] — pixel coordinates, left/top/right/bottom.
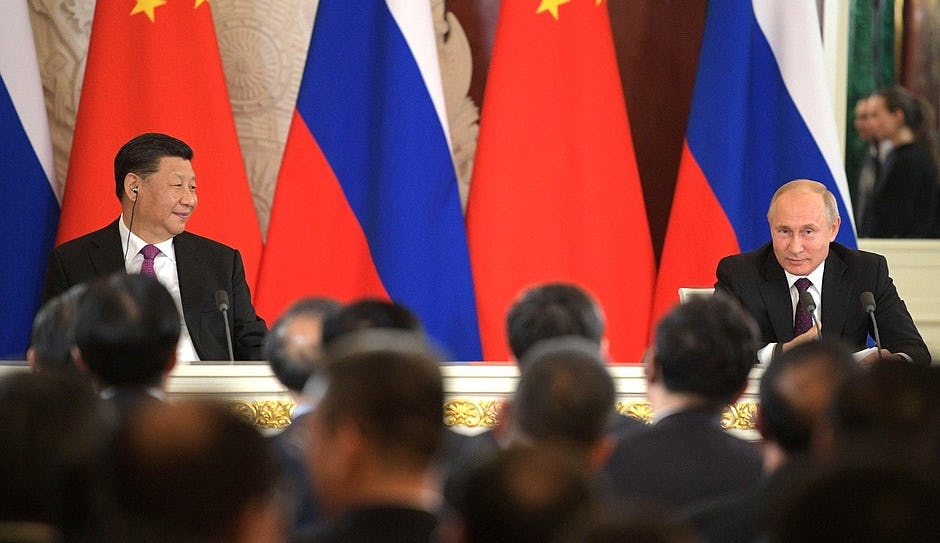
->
[[321, 298, 421, 348], [877, 86, 940, 173], [316, 330, 443, 470], [514, 337, 615, 451], [653, 294, 758, 406], [0, 372, 111, 536], [506, 283, 604, 364], [758, 340, 859, 453], [74, 274, 181, 387], [114, 133, 193, 200], [110, 400, 282, 541], [29, 283, 86, 372], [264, 297, 342, 392], [452, 445, 594, 543]]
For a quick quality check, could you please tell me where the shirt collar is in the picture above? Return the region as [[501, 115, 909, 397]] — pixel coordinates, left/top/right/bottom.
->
[[784, 261, 825, 290], [119, 215, 177, 264]]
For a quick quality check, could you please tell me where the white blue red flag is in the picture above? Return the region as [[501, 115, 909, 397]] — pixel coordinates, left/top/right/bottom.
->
[[0, 2, 59, 359], [651, 0, 856, 324], [256, 0, 482, 360]]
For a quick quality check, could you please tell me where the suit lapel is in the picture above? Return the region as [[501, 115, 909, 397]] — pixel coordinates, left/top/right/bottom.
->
[[821, 246, 848, 338], [173, 232, 204, 355], [92, 220, 127, 275], [759, 251, 795, 342]]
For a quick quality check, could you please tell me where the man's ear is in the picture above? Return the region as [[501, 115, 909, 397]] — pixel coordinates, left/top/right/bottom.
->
[[124, 173, 140, 200], [642, 348, 658, 384], [71, 346, 88, 373], [26, 347, 37, 369]]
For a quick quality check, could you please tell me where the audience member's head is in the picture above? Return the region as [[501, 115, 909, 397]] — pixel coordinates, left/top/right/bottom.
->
[[303, 330, 443, 516], [109, 400, 284, 543], [27, 283, 86, 373], [264, 297, 342, 393], [758, 340, 860, 463], [511, 337, 616, 468], [506, 283, 604, 365], [647, 294, 758, 409], [827, 360, 940, 471], [770, 463, 940, 542], [0, 372, 112, 540], [552, 501, 698, 543], [449, 445, 594, 543], [73, 274, 180, 388], [320, 298, 421, 348], [853, 95, 876, 143]]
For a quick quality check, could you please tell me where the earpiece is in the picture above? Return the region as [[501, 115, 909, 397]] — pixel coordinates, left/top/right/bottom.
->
[[132, 187, 139, 193]]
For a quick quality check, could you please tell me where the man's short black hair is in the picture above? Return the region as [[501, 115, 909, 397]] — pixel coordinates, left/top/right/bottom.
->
[[759, 340, 859, 453], [29, 284, 86, 372], [514, 337, 615, 451], [506, 283, 604, 363], [74, 274, 180, 387], [114, 133, 193, 200], [314, 330, 443, 471], [653, 294, 758, 406], [320, 298, 421, 348], [264, 297, 342, 393]]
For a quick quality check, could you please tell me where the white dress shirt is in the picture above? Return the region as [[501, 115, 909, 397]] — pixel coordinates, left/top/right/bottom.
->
[[119, 215, 200, 362]]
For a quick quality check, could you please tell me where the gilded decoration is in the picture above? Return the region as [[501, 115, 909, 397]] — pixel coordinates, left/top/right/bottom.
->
[[617, 401, 654, 424], [443, 399, 502, 429], [721, 402, 760, 431], [232, 400, 295, 429]]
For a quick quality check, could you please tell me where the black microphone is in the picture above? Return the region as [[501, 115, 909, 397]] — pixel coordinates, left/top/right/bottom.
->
[[799, 290, 821, 341], [215, 290, 235, 363], [861, 291, 882, 361]]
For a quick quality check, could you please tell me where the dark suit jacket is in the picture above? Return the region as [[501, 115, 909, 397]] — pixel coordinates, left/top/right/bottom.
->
[[715, 242, 930, 366], [43, 220, 267, 360], [292, 506, 437, 543], [602, 408, 763, 511]]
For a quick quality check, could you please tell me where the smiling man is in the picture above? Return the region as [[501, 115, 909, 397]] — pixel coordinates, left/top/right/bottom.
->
[[715, 179, 929, 366], [43, 133, 266, 361]]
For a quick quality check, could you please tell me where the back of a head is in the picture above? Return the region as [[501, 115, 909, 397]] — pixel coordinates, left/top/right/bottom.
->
[[653, 294, 759, 406], [830, 360, 940, 467], [29, 283, 86, 372], [506, 283, 604, 363], [110, 400, 281, 542], [0, 372, 111, 534], [316, 330, 444, 470], [514, 337, 615, 452], [759, 340, 860, 454], [552, 501, 698, 543], [453, 445, 593, 543], [74, 274, 180, 388], [320, 298, 421, 348], [771, 463, 940, 542], [264, 297, 342, 392]]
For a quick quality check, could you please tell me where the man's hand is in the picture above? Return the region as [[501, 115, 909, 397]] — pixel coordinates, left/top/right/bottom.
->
[[782, 328, 819, 351], [858, 349, 908, 366]]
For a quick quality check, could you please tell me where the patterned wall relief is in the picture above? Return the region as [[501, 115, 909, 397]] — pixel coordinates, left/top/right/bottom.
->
[[27, 0, 478, 234]]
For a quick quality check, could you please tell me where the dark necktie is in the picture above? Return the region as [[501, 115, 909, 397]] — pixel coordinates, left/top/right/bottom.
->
[[793, 277, 813, 337], [140, 244, 160, 279]]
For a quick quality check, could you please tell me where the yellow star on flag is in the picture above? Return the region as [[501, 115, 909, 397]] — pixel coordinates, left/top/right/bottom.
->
[[537, 0, 571, 20], [195, 0, 209, 7], [130, 0, 167, 22]]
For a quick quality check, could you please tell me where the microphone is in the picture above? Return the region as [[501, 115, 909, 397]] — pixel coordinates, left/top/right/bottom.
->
[[799, 290, 821, 341], [861, 291, 882, 361], [215, 290, 235, 363]]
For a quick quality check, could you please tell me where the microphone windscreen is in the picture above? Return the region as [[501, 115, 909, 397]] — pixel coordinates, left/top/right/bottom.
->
[[214, 290, 230, 311], [860, 291, 876, 313], [799, 290, 817, 312]]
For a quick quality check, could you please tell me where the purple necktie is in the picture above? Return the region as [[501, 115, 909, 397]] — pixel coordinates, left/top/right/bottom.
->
[[793, 277, 814, 337], [140, 244, 160, 279]]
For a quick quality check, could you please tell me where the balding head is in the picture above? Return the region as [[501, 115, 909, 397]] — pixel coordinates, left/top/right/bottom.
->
[[767, 180, 839, 227]]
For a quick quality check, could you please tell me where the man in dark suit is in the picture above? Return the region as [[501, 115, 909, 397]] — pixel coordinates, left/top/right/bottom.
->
[[716, 179, 930, 366], [43, 133, 266, 361], [602, 295, 763, 510]]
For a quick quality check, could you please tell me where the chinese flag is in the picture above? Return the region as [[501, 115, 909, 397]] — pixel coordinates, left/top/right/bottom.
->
[[466, 0, 655, 362], [57, 0, 262, 289]]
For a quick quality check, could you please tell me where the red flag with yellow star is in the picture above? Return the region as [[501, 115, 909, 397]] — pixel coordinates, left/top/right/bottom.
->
[[57, 0, 262, 289], [466, 0, 655, 362]]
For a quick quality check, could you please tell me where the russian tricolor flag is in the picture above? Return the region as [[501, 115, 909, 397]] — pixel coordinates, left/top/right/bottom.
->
[[0, 2, 59, 359], [652, 0, 857, 324], [256, 0, 482, 360]]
